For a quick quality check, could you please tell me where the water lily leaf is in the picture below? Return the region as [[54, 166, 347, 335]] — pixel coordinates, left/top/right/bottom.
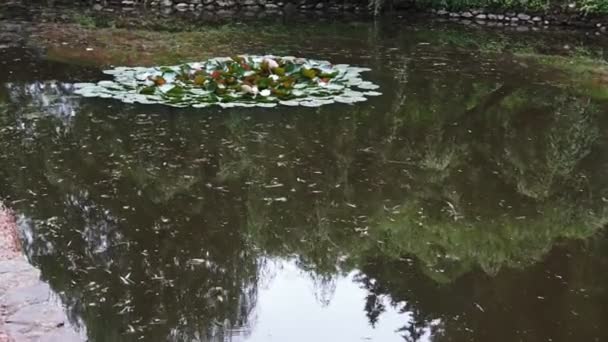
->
[[256, 103, 277, 108], [279, 100, 300, 106], [166, 85, 185, 96], [357, 82, 380, 90], [139, 86, 156, 95], [301, 68, 317, 79], [73, 82, 96, 89], [158, 84, 175, 93], [78, 55, 380, 108]]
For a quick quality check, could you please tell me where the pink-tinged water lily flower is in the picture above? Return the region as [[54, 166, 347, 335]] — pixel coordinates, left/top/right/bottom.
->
[[318, 78, 329, 86], [263, 58, 279, 70], [260, 89, 271, 97]]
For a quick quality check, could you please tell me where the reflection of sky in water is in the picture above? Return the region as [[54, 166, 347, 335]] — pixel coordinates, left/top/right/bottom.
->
[[243, 260, 431, 342]]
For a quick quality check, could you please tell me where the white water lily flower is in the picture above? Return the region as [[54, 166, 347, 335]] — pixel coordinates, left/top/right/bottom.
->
[[269, 74, 279, 81], [241, 84, 259, 95], [260, 89, 271, 97]]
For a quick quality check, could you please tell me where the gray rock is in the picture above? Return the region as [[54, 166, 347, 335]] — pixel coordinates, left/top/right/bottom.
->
[[2, 283, 50, 312], [497, 14, 504, 20], [510, 16, 519, 22], [532, 16, 542, 22], [6, 303, 81, 342], [265, 3, 279, 8], [38, 329, 82, 342], [487, 13, 496, 20], [242, 0, 256, 5], [461, 11, 473, 18], [475, 13, 486, 19], [216, 9, 236, 16], [315, 2, 323, 9], [175, 2, 188, 9], [92, 3, 103, 10], [216, 0, 235, 7], [121, 0, 135, 5], [437, 9, 448, 15], [0, 260, 32, 274], [517, 13, 531, 20], [161, 0, 172, 6]]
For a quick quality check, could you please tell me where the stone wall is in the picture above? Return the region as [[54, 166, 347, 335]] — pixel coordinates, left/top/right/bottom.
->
[[12, 0, 608, 28], [89, 0, 371, 14], [89, 0, 607, 30], [429, 8, 607, 29]]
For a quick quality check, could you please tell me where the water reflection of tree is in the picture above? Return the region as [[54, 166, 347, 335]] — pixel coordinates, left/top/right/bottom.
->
[[1, 105, 261, 341], [1, 58, 608, 341]]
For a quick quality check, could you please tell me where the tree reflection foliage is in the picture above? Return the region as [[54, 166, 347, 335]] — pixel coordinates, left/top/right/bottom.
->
[[1, 48, 608, 341]]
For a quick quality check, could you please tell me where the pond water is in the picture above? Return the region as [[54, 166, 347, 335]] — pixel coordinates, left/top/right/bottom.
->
[[2, 10, 608, 342]]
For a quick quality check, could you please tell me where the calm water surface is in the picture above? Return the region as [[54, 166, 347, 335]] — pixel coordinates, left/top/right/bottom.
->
[[1, 13, 608, 342]]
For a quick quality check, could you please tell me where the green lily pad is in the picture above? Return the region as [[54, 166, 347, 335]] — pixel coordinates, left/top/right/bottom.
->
[[74, 55, 381, 109]]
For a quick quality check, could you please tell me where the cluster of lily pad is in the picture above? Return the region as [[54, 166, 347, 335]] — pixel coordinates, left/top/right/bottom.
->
[[73, 55, 381, 108]]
